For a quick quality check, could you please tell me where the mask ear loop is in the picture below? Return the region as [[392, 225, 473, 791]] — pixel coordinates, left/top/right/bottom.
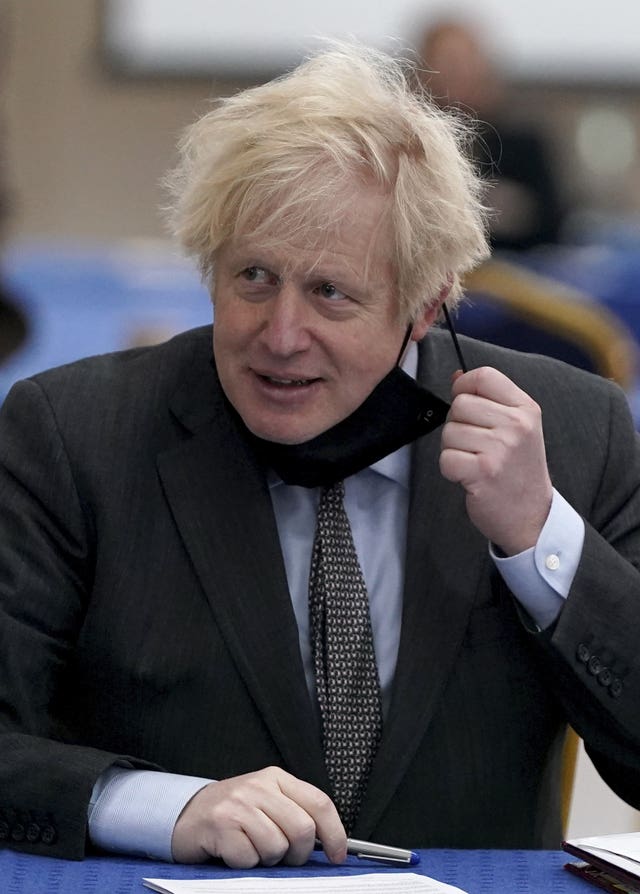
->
[[442, 304, 468, 373], [395, 324, 415, 367]]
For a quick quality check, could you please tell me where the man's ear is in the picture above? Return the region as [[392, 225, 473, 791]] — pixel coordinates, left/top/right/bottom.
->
[[409, 281, 452, 342]]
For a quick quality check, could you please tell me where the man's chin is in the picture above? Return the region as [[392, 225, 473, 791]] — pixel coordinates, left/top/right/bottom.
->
[[249, 428, 317, 446]]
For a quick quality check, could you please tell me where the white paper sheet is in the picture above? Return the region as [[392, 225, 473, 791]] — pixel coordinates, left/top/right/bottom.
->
[[571, 832, 640, 863], [142, 872, 467, 893], [567, 832, 640, 876]]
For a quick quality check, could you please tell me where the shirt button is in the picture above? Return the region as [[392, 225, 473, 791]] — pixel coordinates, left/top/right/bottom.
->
[[545, 554, 561, 571]]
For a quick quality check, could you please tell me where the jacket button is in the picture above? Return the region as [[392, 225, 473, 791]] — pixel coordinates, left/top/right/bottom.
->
[[41, 824, 57, 845], [26, 822, 41, 843], [598, 667, 613, 687], [588, 655, 602, 675], [577, 643, 590, 663], [610, 677, 624, 698], [11, 823, 25, 842]]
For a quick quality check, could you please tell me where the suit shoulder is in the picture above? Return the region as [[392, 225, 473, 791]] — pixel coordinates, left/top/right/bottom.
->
[[423, 328, 634, 457], [427, 326, 623, 400], [467, 334, 622, 400], [28, 326, 213, 400], [3, 326, 215, 440]]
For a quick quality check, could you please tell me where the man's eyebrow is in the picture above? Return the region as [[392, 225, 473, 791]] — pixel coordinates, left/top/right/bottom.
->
[[225, 248, 278, 270]]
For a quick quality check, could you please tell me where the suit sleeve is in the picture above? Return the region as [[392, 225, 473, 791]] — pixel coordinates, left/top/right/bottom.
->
[[538, 379, 640, 806], [0, 378, 154, 859]]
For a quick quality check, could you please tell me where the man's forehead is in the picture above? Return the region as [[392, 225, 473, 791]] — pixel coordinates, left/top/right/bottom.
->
[[229, 186, 393, 268], [224, 226, 393, 286], [236, 175, 390, 237]]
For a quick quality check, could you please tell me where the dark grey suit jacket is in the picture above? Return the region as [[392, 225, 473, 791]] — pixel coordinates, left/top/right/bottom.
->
[[1, 325, 640, 859]]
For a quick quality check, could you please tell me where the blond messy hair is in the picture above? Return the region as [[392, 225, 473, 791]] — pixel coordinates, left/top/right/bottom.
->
[[165, 43, 490, 320]]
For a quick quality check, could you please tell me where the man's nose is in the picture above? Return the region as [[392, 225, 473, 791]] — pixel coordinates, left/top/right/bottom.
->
[[259, 285, 313, 356]]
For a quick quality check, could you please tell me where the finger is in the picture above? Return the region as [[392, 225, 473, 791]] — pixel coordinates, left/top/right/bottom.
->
[[275, 774, 347, 864], [452, 366, 528, 406], [440, 446, 485, 487], [441, 420, 500, 455], [447, 393, 517, 429], [243, 791, 317, 866], [237, 809, 292, 867], [216, 829, 262, 869]]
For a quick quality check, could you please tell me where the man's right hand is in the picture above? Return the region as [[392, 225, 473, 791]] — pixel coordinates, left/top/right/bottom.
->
[[171, 766, 347, 868]]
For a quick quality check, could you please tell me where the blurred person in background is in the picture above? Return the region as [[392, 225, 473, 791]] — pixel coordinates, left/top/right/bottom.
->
[[418, 15, 563, 251]]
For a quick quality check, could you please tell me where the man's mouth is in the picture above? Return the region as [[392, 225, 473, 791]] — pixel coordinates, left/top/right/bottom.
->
[[259, 374, 319, 387]]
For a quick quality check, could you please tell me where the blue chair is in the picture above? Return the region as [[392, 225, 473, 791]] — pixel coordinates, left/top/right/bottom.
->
[[457, 257, 638, 390]]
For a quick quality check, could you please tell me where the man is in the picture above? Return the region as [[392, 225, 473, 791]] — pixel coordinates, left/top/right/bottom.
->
[[1, 44, 639, 868]]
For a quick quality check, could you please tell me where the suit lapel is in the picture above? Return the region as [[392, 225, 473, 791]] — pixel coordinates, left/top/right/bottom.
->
[[157, 364, 329, 791], [356, 331, 490, 836]]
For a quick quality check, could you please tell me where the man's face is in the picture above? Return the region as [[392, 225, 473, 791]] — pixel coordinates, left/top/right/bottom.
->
[[212, 184, 435, 445]]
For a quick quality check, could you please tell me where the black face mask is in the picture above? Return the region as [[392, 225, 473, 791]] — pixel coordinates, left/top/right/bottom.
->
[[249, 365, 450, 488], [246, 310, 468, 489]]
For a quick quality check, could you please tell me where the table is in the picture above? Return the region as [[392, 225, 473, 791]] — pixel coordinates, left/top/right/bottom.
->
[[0, 848, 592, 893]]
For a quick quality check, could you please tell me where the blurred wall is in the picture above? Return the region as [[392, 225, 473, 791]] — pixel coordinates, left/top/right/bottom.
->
[[4, 0, 640, 245], [514, 81, 640, 230], [4, 0, 223, 242]]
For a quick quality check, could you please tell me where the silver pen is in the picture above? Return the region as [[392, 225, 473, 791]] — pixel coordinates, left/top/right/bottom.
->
[[315, 837, 420, 865]]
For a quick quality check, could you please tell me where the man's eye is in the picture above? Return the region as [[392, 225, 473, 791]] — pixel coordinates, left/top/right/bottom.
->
[[241, 266, 272, 283], [316, 282, 347, 301]]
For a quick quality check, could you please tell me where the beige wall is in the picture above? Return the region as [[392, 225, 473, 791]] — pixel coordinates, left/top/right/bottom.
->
[[4, 0, 224, 242], [568, 745, 640, 839]]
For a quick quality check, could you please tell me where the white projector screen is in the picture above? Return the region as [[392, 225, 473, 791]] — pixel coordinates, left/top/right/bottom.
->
[[102, 0, 640, 85]]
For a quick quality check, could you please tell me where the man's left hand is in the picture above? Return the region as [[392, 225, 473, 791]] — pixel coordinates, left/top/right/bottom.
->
[[440, 366, 553, 555]]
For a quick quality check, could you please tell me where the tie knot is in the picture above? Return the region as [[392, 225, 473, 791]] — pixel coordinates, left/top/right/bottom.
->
[[320, 480, 345, 505]]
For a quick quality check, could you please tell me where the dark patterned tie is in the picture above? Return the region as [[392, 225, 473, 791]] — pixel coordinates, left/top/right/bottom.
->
[[309, 480, 383, 833]]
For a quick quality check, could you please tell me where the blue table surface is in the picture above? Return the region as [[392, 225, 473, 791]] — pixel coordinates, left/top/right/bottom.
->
[[0, 848, 592, 893]]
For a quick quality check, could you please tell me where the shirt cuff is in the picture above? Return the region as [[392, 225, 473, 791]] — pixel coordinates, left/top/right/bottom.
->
[[88, 767, 213, 861], [490, 489, 585, 630]]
